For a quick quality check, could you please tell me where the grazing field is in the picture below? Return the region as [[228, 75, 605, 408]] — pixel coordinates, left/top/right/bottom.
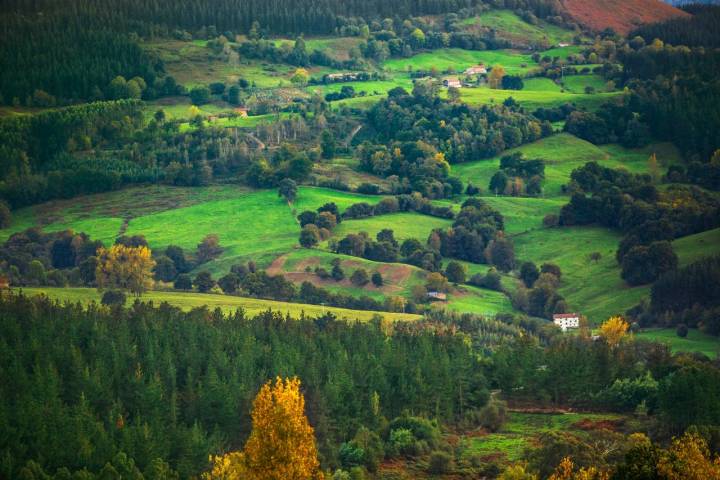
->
[[457, 86, 622, 111], [460, 10, 577, 48], [331, 212, 453, 243], [15, 287, 420, 322], [637, 328, 720, 358], [444, 284, 516, 316], [453, 133, 678, 198], [562, 74, 610, 94], [461, 411, 625, 464], [515, 226, 720, 325], [384, 49, 537, 76]]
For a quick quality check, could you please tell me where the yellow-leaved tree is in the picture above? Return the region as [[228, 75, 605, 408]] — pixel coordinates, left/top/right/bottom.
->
[[96, 244, 155, 296], [548, 457, 609, 480], [657, 432, 720, 480], [599, 316, 630, 348], [205, 377, 323, 480], [488, 64, 506, 89]]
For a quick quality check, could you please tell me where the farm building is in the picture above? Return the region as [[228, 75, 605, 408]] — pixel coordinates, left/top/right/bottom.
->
[[464, 64, 487, 75], [553, 313, 580, 331], [443, 77, 462, 88], [427, 291, 448, 301]]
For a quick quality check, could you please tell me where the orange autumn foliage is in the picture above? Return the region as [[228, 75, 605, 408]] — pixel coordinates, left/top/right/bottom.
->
[[657, 432, 720, 480], [205, 377, 323, 480], [548, 457, 609, 480]]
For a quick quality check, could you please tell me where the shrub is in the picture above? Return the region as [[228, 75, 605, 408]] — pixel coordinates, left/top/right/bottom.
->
[[351, 269, 369, 286], [371, 272, 383, 287], [101, 290, 126, 306], [427, 451, 454, 474], [477, 398, 507, 432], [677, 323, 689, 338], [193, 271, 215, 293]]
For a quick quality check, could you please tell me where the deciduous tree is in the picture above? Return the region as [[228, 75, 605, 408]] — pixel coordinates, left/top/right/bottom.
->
[[96, 244, 155, 296]]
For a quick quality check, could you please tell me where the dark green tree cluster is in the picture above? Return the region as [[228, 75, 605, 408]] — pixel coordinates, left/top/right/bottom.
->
[[0, 293, 490, 478], [359, 88, 549, 197], [559, 162, 720, 285]]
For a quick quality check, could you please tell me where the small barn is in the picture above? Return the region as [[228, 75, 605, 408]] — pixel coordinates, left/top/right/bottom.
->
[[553, 313, 580, 331], [427, 291, 448, 302], [443, 77, 462, 88], [464, 64, 487, 75]]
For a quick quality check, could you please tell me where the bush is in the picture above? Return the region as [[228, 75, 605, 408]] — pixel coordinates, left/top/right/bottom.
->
[[477, 398, 507, 432], [371, 272, 383, 287], [101, 290, 126, 306], [351, 269, 369, 286], [427, 451, 454, 475], [677, 323, 689, 338]]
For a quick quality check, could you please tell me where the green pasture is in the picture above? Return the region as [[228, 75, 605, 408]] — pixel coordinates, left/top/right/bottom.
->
[[456, 86, 622, 111], [445, 284, 516, 316], [384, 49, 537, 76], [637, 328, 720, 359], [16, 287, 420, 322], [331, 212, 453, 243], [461, 411, 624, 463], [460, 10, 576, 48], [562, 74, 610, 94]]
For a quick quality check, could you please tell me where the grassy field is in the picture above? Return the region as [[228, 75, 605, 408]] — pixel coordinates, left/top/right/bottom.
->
[[15, 287, 420, 322], [637, 328, 720, 358], [459, 10, 576, 48], [384, 49, 537, 76], [453, 133, 679, 199], [461, 411, 625, 464], [331, 212, 453, 243], [457, 86, 622, 111], [562, 74, 609, 94]]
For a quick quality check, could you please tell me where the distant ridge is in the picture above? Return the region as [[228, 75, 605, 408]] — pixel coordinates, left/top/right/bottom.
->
[[560, 0, 690, 34]]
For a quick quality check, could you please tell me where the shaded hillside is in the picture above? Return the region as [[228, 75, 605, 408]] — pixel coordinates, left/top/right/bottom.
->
[[561, 0, 689, 34]]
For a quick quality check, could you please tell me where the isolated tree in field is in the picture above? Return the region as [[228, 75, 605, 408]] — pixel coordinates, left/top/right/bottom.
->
[[205, 377, 322, 480], [96, 244, 155, 296], [445, 261, 466, 283], [488, 65, 506, 89], [278, 178, 298, 203], [371, 271, 383, 287], [351, 268, 369, 286], [197, 234, 223, 264], [290, 68, 310, 86], [599, 316, 629, 348]]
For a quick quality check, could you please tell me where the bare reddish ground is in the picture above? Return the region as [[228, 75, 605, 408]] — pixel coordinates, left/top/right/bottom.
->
[[561, 0, 690, 35], [572, 418, 624, 431]]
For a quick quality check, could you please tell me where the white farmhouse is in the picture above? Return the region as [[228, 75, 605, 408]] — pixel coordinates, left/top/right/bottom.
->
[[553, 313, 580, 331]]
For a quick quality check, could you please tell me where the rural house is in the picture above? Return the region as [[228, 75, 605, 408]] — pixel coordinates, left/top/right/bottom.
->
[[443, 77, 462, 88], [553, 313, 580, 331], [427, 291, 448, 301], [464, 64, 487, 75]]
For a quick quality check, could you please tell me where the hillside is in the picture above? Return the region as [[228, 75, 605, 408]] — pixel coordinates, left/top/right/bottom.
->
[[561, 0, 690, 34]]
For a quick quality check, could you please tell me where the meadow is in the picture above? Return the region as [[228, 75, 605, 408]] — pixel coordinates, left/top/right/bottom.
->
[[383, 49, 538, 76], [459, 10, 577, 48], [636, 328, 720, 358], [460, 411, 626, 464], [15, 287, 420, 322]]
